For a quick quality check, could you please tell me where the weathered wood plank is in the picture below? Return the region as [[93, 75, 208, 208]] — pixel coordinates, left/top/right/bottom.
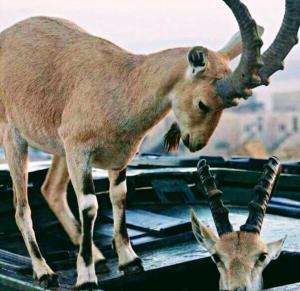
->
[[266, 282, 300, 290], [102, 209, 191, 235]]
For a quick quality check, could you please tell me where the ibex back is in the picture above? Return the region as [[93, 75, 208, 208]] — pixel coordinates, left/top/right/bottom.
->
[[0, 0, 299, 289]]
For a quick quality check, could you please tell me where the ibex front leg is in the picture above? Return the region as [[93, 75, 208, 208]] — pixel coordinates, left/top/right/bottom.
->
[[3, 126, 58, 287], [108, 169, 143, 273], [65, 149, 98, 289], [41, 155, 106, 268]]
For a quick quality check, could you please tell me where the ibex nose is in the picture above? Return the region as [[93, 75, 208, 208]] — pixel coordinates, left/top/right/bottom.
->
[[183, 134, 207, 152], [190, 140, 206, 152]]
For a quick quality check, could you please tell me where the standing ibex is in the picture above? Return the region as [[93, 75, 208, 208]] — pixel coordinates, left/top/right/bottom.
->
[[0, 0, 299, 289], [192, 157, 284, 291]]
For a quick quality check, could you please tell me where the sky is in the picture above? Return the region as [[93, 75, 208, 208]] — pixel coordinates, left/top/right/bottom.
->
[[0, 0, 298, 54], [0, 0, 299, 100]]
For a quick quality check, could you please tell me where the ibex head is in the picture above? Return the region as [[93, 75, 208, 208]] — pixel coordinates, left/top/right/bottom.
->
[[191, 157, 284, 291], [164, 0, 300, 153]]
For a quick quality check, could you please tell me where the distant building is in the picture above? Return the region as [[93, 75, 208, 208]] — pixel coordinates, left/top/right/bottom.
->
[[230, 95, 264, 113], [136, 91, 300, 160], [272, 91, 300, 112]]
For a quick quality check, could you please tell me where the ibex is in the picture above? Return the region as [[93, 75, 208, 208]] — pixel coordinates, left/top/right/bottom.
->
[[0, 0, 298, 288], [192, 157, 284, 291]]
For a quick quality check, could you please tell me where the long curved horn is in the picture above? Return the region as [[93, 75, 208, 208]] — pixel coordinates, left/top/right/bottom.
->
[[215, 0, 263, 106], [216, 0, 300, 106], [197, 159, 233, 236], [258, 0, 300, 85], [240, 156, 282, 234]]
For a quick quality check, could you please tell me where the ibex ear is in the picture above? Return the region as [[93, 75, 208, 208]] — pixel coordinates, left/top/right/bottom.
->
[[219, 25, 264, 60], [187, 46, 208, 77], [191, 209, 217, 253], [267, 235, 286, 261]]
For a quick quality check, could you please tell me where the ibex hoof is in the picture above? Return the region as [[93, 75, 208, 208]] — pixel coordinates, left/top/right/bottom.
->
[[35, 273, 59, 288], [120, 257, 144, 275], [74, 281, 99, 290]]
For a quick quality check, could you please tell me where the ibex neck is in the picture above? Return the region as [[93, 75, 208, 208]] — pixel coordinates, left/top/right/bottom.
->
[[126, 47, 188, 135]]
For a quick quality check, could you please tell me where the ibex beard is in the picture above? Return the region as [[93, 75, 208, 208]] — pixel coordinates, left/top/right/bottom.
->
[[0, 0, 298, 288]]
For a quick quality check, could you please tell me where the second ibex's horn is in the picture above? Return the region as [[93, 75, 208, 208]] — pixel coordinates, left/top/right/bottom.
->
[[197, 159, 233, 236], [240, 156, 282, 234]]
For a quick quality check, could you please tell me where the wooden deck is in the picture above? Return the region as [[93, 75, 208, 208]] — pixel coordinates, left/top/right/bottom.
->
[[0, 205, 298, 290], [0, 158, 298, 290]]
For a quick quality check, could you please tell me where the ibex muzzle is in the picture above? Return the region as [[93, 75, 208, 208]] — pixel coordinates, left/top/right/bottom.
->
[[0, 0, 298, 288], [191, 157, 285, 291]]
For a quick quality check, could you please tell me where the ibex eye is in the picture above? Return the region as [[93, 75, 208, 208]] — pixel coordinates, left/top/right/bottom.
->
[[258, 253, 267, 262], [198, 101, 210, 113], [212, 254, 221, 264]]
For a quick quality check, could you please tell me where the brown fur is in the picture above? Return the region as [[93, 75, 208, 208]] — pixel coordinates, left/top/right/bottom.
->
[[215, 232, 269, 290], [0, 10, 294, 288], [0, 16, 243, 287], [0, 17, 231, 164], [192, 213, 285, 291]]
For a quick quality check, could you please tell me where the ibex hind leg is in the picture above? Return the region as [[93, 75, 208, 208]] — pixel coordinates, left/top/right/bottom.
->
[[3, 125, 58, 288], [41, 155, 108, 273]]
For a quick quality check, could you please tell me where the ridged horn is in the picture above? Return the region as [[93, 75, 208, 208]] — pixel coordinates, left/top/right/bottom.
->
[[215, 0, 263, 106], [258, 0, 300, 85], [240, 156, 282, 233], [197, 159, 233, 236]]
